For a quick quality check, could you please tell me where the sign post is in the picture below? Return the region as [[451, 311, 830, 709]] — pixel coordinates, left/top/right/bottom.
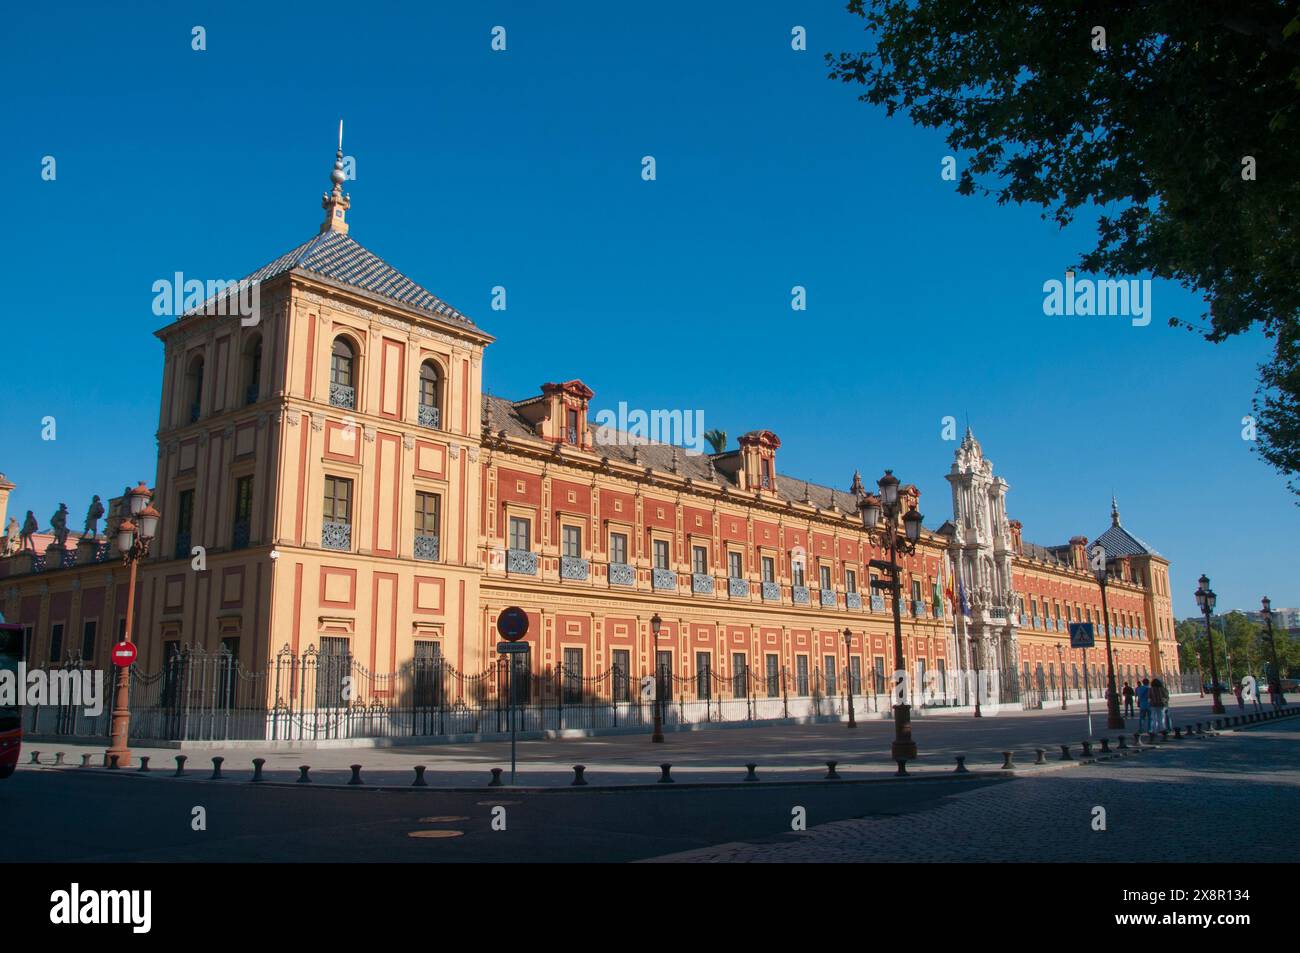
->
[[496, 607, 529, 785], [1069, 623, 1096, 738]]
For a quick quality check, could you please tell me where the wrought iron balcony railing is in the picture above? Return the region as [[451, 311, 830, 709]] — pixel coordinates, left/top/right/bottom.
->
[[560, 556, 589, 580], [761, 581, 781, 602], [652, 568, 677, 591], [792, 585, 810, 605], [418, 404, 440, 429], [846, 591, 862, 611], [729, 577, 749, 598], [820, 588, 836, 608], [329, 382, 355, 409], [608, 562, 635, 586], [232, 519, 251, 551], [691, 573, 714, 595], [414, 534, 440, 561], [507, 549, 538, 575], [321, 522, 350, 551], [174, 532, 192, 560]]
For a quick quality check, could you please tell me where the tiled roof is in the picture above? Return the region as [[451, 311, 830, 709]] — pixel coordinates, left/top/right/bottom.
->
[[1021, 541, 1064, 565], [199, 230, 475, 327], [483, 394, 866, 517], [1090, 523, 1159, 559]]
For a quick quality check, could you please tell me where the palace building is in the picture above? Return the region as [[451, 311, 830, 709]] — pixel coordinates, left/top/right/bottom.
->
[[0, 151, 1182, 727]]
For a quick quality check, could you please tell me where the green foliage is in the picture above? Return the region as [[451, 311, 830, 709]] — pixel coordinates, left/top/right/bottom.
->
[[704, 429, 728, 455], [829, 1, 1300, 495]]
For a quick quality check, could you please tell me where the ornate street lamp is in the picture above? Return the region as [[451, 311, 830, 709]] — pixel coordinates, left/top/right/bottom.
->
[[969, 632, 983, 718], [1261, 597, 1286, 708], [1090, 546, 1125, 729], [1056, 643, 1067, 710], [1194, 575, 1225, 714], [842, 627, 857, 728], [860, 470, 923, 766], [650, 612, 664, 743], [105, 483, 160, 769]]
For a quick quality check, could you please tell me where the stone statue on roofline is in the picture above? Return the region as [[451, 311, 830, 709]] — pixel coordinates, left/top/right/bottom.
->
[[82, 495, 105, 539], [20, 511, 38, 552], [2, 517, 18, 556], [50, 503, 70, 548]]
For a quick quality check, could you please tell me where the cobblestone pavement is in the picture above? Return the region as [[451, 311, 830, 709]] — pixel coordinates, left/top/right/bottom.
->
[[644, 719, 1300, 862], [20, 695, 1250, 788]]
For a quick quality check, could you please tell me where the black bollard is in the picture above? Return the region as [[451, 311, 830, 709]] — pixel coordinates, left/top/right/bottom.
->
[[895, 759, 908, 776], [1081, 741, 1093, 758], [348, 764, 363, 786], [139, 756, 150, 772], [1118, 736, 1128, 750], [54, 752, 65, 766], [744, 763, 758, 782], [1173, 727, 1182, 740], [29, 751, 40, 764], [1134, 730, 1143, 746], [412, 765, 426, 787], [1059, 744, 1073, 761], [251, 758, 265, 782], [108, 753, 121, 770], [174, 755, 187, 776], [825, 761, 840, 780], [1099, 738, 1111, 754], [80, 754, 92, 768], [297, 765, 311, 784], [1000, 751, 1014, 770], [1034, 748, 1046, 765], [210, 756, 224, 780], [488, 768, 503, 787], [954, 755, 969, 773], [658, 763, 674, 784], [571, 765, 588, 786]]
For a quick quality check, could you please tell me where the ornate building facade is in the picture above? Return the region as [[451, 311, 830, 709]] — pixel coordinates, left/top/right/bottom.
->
[[0, 157, 1182, 720]]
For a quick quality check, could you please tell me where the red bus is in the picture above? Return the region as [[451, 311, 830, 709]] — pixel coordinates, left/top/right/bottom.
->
[[0, 621, 22, 778]]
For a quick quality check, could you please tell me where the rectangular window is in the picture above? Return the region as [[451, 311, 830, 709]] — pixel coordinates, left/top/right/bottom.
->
[[824, 655, 837, 696], [796, 655, 809, 696], [79, 620, 96, 661], [562, 524, 582, 558], [508, 516, 531, 552], [850, 656, 863, 694], [653, 539, 670, 570], [732, 653, 748, 696], [317, 636, 351, 707], [566, 408, 579, 444], [791, 557, 805, 587], [176, 488, 195, 557], [416, 492, 441, 536], [874, 656, 886, 694], [692, 545, 708, 575], [48, 623, 64, 663], [217, 637, 240, 708], [232, 475, 254, 548], [413, 640, 443, 707], [820, 565, 832, 590], [761, 556, 775, 583], [936, 658, 946, 697], [845, 568, 857, 594], [695, 652, 711, 700], [911, 579, 922, 602], [612, 649, 630, 702], [323, 477, 353, 524], [562, 647, 584, 704], [656, 650, 673, 691], [610, 532, 628, 565], [765, 653, 780, 697], [728, 551, 743, 579]]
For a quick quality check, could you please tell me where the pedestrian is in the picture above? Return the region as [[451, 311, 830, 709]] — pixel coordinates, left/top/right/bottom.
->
[[1150, 677, 1170, 731], [1234, 681, 1244, 711], [1136, 677, 1151, 732], [1122, 680, 1135, 717]]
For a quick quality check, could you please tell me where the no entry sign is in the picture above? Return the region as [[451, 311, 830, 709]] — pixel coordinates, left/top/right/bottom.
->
[[496, 606, 529, 642], [111, 641, 137, 667]]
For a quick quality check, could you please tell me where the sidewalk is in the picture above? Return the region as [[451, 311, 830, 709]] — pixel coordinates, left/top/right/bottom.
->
[[19, 695, 1279, 789]]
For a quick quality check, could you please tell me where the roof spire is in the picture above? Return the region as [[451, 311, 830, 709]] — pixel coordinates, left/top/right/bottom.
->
[[1111, 493, 1121, 526], [321, 120, 351, 235]]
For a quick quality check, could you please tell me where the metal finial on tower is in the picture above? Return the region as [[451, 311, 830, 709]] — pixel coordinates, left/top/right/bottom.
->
[[321, 120, 352, 235], [1111, 494, 1121, 526]]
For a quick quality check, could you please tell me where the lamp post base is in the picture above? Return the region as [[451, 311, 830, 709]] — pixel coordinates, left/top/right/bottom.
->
[[890, 703, 918, 761]]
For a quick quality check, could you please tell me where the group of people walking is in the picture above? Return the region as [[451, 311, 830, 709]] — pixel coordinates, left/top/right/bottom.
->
[[1121, 677, 1171, 732]]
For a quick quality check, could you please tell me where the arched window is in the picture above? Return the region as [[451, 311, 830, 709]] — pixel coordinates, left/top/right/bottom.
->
[[243, 335, 262, 406], [418, 361, 440, 429], [330, 337, 356, 409], [185, 355, 205, 423]]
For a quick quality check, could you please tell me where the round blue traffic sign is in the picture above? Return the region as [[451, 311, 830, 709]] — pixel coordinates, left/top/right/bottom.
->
[[497, 606, 529, 642]]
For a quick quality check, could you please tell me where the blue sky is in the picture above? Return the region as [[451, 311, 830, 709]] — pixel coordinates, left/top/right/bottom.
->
[[0, 1, 1293, 614]]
